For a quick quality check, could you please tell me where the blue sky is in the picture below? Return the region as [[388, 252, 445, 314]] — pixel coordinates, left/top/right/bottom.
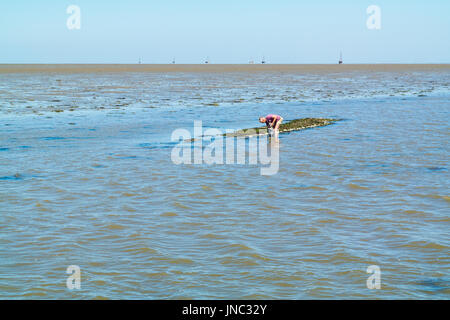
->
[[0, 0, 449, 63]]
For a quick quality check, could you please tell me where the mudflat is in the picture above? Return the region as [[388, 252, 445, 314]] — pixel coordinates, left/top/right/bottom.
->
[[1, 64, 449, 74]]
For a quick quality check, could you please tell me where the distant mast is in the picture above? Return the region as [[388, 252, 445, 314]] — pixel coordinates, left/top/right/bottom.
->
[[339, 52, 343, 64], [261, 56, 266, 64], [205, 56, 209, 64], [172, 58, 176, 64], [138, 57, 142, 64]]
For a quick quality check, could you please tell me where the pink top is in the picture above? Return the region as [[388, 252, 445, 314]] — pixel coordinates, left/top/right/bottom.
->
[[265, 114, 281, 124]]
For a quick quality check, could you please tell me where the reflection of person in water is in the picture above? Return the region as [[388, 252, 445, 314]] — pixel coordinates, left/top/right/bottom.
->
[[259, 114, 283, 135]]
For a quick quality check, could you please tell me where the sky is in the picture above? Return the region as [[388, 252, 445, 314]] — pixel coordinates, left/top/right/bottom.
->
[[0, 0, 449, 64]]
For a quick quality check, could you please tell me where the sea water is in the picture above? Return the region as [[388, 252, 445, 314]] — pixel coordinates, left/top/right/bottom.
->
[[0, 67, 449, 299]]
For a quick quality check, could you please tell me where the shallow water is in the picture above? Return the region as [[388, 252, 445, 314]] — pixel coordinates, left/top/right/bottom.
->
[[0, 69, 449, 299]]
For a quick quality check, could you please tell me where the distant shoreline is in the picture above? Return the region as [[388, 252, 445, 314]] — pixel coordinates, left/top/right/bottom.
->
[[1, 64, 449, 74]]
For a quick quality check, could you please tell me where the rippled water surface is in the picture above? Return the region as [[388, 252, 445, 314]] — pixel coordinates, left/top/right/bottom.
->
[[0, 67, 449, 299]]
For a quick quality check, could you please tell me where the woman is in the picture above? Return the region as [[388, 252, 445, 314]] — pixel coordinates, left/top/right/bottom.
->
[[259, 114, 283, 135]]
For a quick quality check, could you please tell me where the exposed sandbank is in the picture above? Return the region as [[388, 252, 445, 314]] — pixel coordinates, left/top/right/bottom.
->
[[226, 118, 337, 137], [187, 118, 337, 142]]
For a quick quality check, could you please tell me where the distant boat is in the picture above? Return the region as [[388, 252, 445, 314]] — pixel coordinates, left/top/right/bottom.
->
[[205, 57, 210, 64], [138, 57, 142, 64], [261, 56, 266, 64], [339, 52, 343, 64], [172, 58, 176, 64]]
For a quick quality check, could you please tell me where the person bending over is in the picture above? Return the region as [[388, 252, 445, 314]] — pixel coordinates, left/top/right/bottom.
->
[[259, 114, 283, 134]]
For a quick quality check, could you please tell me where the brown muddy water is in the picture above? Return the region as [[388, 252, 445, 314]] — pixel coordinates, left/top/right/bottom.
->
[[0, 66, 449, 299]]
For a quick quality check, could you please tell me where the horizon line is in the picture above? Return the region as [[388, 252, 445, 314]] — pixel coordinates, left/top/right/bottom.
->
[[1, 63, 450, 65]]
